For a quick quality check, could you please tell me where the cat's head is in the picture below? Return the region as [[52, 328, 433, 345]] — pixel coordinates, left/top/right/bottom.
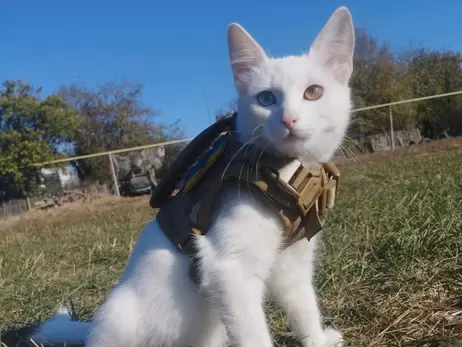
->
[[227, 7, 355, 162]]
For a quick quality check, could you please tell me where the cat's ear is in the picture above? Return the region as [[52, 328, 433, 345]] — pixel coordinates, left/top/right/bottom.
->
[[309, 7, 355, 85], [227, 23, 267, 95]]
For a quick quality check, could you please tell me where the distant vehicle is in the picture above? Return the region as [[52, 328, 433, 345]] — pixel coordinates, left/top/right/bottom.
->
[[118, 168, 157, 196], [112, 146, 166, 197]]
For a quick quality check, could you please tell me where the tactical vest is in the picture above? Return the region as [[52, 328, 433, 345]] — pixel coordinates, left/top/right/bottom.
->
[[150, 113, 340, 281]]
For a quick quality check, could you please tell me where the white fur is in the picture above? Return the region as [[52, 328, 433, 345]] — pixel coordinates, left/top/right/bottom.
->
[[31, 306, 90, 345], [31, 6, 355, 347]]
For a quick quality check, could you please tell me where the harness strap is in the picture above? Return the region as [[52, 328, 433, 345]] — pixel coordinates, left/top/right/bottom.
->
[[154, 122, 340, 261], [176, 160, 340, 254]]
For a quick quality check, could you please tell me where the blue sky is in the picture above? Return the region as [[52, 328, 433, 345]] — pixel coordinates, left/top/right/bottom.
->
[[2, 0, 462, 139]]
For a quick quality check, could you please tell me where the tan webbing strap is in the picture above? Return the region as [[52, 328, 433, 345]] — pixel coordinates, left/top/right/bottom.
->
[[302, 204, 323, 241], [263, 165, 323, 210], [299, 163, 339, 240], [285, 165, 324, 242], [320, 162, 340, 213]]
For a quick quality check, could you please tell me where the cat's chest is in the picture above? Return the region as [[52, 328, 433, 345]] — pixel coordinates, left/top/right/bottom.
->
[[278, 160, 303, 181], [277, 160, 321, 182]]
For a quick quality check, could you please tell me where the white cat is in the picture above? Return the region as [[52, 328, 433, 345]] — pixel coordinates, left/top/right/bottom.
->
[[32, 6, 355, 347]]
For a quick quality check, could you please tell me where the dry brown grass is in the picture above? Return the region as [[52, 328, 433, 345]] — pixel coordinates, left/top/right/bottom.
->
[[0, 195, 149, 233]]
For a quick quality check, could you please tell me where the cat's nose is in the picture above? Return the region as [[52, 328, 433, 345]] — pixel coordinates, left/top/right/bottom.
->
[[280, 116, 298, 130]]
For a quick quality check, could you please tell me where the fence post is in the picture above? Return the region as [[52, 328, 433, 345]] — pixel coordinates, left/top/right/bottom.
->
[[25, 197, 31, 211], [389, 106, 395, 150], [108, 153, 120, 197]]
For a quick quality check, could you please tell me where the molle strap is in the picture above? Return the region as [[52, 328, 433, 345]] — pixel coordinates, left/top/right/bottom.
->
[[291, 165, 324, 216], [194, 177, 226, 236], [156, 195, 197, 256], [271, 162, 340, 244], [263, 164, 324, 216], [319, 162, 340, 213], [178, 228, 201, 255], [302, 204, 323, 241]]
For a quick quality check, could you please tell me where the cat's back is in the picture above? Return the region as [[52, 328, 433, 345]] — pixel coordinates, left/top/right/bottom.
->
[[120, 219, 188, 283]]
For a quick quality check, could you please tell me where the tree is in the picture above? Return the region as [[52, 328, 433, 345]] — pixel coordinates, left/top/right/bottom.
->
[[0, 79, 79, 197], [350, 29, 417, 137], [406, 49, 462, 137], [59, 80, 183, 181], [350, 28, 462, 140]]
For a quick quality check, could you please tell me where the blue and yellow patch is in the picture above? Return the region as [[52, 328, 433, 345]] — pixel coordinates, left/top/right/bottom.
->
[[179, 134, 228, 194]]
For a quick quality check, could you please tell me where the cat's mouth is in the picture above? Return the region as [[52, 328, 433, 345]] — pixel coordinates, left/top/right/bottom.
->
[[265, 133, 305, 158], [260, 127, 311, 158], [285, 133, 300, 140], [282, 131, 307, 143]]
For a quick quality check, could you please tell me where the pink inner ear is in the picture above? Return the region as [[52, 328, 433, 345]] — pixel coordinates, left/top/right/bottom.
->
[[232, 63, 253, 95], [325, 55, 352, 85], [228, 28, 266, 95]]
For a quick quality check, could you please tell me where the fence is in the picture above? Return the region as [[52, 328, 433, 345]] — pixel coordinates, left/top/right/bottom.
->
[[1, 89, 462, 219], [30, 89, 462, 192], [0, 199, 29, 218], [0, 181, 111, 219], [350, 89, 462, 151]]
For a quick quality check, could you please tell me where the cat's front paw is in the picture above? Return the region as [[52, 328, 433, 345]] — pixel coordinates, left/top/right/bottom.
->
[[322, 327, 343, 347], [303, 327, 343, 347]]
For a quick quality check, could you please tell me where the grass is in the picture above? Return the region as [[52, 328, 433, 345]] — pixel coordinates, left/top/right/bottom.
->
[[1, 147, 462, 347]]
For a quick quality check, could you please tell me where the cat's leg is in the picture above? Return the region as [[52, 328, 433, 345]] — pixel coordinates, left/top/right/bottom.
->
[[85, 283, 142, 346], [267, 236, 343, 347], [196, 200, 283, 347], [194, 314, 228, 347], [86, 219, 206, 347]]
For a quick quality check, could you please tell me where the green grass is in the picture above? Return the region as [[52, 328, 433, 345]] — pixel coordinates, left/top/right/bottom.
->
[[1, 149, 462, 347]]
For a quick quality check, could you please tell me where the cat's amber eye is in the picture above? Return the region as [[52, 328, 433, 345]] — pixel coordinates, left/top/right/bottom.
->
[[304, 85, 323, 101], [256, 90, 276, 106]]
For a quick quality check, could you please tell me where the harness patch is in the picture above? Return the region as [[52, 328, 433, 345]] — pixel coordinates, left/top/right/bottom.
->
[[179, 135, 227, 195]]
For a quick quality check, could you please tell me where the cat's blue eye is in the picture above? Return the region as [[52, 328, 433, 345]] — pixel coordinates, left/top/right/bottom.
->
[[256, 91, 276, 106]]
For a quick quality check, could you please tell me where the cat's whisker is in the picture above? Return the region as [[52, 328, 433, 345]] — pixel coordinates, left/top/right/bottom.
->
[[344, 136, 365, 153], [343, 136, 366, 163], [238, 129, 262, 201], [237, 160, 247, 201], [251, 124, 264, 138], [340, 142, 359, 164], [244, 125, 264, 157], [343, 145, 356, 161], [246, 150, 258, 203], [338, 144, 349, 160], [221, 135, 262, 180], [255, 144, 268, 182], [228, 129, 258, 134], [337, 145, 348, 159], [226, 127, 264, 201]]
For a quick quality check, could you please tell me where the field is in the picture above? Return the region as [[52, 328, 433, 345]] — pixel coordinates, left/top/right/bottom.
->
[[1, 144, 462, 347]]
